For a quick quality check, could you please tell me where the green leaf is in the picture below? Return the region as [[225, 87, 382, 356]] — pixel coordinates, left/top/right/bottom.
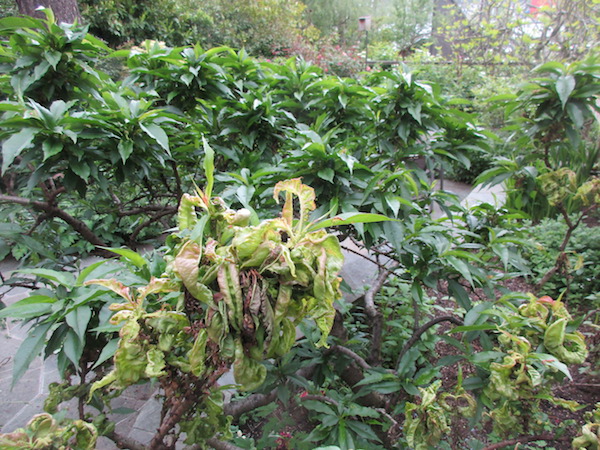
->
[[118, 140, 134, 164], [44, 50, 62, 69], [70, 159, 91, 181], [1, 127, 38, 174], [450, 324, 498, 333], [0, 16, 40, 29], [12, 322, 52, 386], [63, 328, 84, 367], [309, 212, 395, 232], [99, 247, 147, 269], [566, 102, 586, 128], [42, 139, 63, 160], [76, 260, 111, 285], [302, 400, 336, 416], [65, 305, 92, 342], [445, 256, 475, 287], [91, 339, 119, 370], [0, 295, 55, 320], [140, 122, 170, 154], [317, 167, 335, 183], [202, 137, 215, 199], [346, 420, 381, 443], [16, 268, 75, 287], [555, 75, 576, 109]]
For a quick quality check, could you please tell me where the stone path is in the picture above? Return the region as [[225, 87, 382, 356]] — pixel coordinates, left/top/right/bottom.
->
[[0, 179, 503, 448]]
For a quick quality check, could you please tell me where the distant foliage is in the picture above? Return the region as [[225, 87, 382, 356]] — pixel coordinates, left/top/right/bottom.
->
[[526, 217, 600, 305], [79, 0, 213, 48]]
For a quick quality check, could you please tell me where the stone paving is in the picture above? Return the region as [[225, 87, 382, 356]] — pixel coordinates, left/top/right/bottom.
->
[[0, 179, 501, 448]]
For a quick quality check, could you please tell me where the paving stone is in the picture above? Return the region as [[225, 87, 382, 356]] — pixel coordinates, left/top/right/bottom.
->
[[127, 427, 155, 446], [132, 394, 162, 434], [1, 392, 46, 432]]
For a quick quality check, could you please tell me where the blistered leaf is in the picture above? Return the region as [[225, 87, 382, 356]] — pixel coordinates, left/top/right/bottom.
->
[[173, 241, 211, 303], [273, 178, 316, 230], [145, 348, 167, 378], [233, 339, 266, 391], [538, 168, 577, 206], [136, 277, 178, 301], [188, 330, 208, 377], [85, 279, 132, 302], [178, 193, 204, 230], [544, 318, 588, 364], [202, 137, 215, 199], [217, 263, 243, 331]]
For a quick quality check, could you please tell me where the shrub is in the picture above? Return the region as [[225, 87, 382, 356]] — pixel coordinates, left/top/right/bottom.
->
[[525, 217, 600, 305]]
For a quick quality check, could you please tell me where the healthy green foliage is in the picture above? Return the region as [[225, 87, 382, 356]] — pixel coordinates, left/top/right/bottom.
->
[[525, 217, 600, 304], [0, 261, 122, 383]]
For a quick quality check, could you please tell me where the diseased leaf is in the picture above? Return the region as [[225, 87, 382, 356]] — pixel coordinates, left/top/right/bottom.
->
[[85, 279, 132, 302], [202, 137, 215, 199], [188, 329, 208, 377], [273, 178, 316, 228], [233, 340, 266, 391]]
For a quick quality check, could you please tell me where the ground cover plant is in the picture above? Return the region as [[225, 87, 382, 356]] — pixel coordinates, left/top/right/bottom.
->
[[0, 10, 598, 450]]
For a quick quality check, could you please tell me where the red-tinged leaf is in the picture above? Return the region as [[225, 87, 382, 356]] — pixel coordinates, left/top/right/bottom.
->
[[85, 279, 132, 302]]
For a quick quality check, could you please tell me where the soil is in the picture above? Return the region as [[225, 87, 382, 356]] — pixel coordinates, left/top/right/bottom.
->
[[238, 276, 600, 449]]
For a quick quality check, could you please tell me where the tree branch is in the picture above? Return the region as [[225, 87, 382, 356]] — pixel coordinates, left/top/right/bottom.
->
[[331, 345, 371, 371], [223, 391, 278, 420], [364, 262, 399, 365], [482, 433, 560, 450], [397, 316, 463, 364], [0, 194, 113, 256], [129, 208, 177, 243], [105, 431, 148, 450], [204, 439, 244, 450]]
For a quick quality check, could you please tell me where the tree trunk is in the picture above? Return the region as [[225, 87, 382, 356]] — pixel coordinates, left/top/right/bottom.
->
[[16, 0, 82, 24]]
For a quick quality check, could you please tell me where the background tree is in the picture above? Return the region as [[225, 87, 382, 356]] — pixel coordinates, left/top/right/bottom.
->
[[15, 0, 81, 23], [432, 0, 600, 64]]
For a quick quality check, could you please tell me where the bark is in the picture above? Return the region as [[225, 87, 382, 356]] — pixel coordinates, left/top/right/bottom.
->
[[15, 0, 82, 24], [481, 433, 560, 450], [364, 262, 399, 365], [0, 193, 113, 257], [397, 315, 463, 364]]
